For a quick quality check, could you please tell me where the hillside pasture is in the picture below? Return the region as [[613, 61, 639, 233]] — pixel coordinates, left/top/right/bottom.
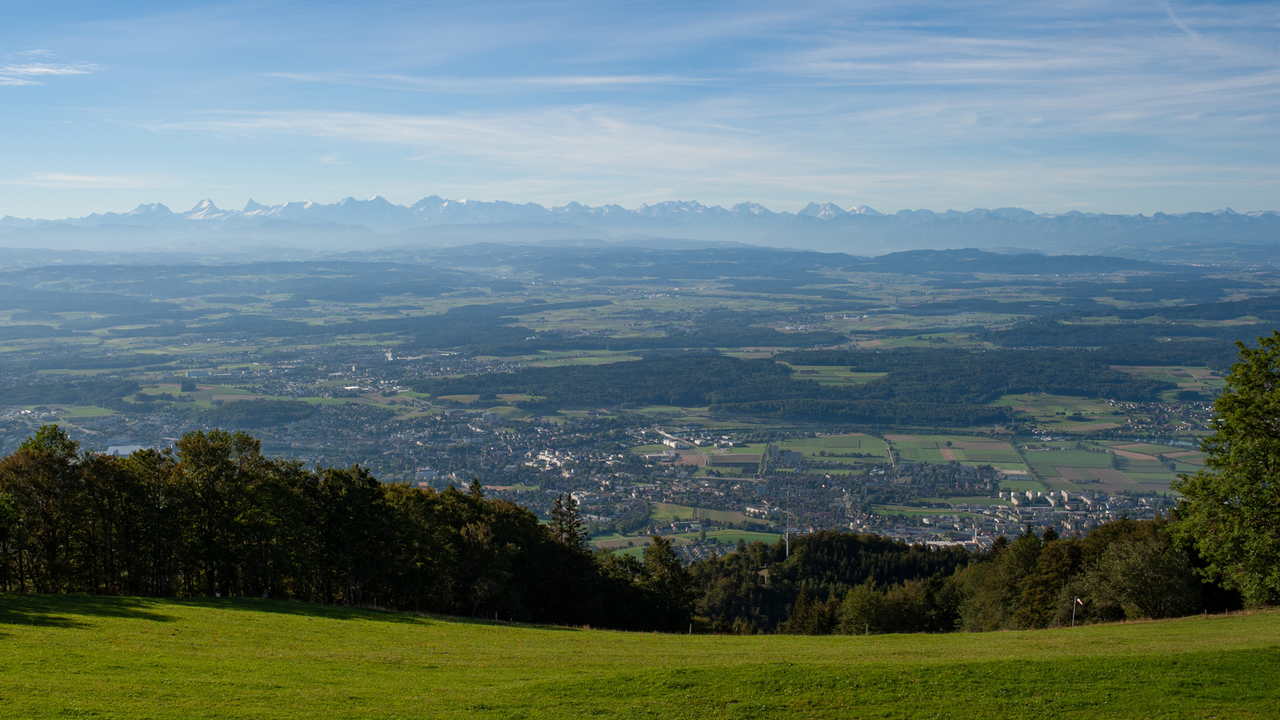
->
[[1, 595, 1277, 719]]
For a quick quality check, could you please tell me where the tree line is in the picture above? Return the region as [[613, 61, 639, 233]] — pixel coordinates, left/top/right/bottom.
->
[[697, 521, 1240, 635], [772, 348, 1173, 403], [4, 331, 1278, 631], [0, 378, 140, 412], [702, 332, 1280, 634], [0, 426, 694, 632], [0, 426, 1262, 634], [977, 317, 1265, 350], [0, 422, 1249, 636]]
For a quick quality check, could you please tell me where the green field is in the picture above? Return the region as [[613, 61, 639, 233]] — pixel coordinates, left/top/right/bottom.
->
[[603, 529, 784, 552], [779, 365, 886, 386], [1017, 441, 1197, 496], [778, 433, 890, 460], [1, 595, 1277, 719], [699, 529, 781, 545], [527, 351, 643, 368], [56, 405, 116, 418], [1112, 365, 1224, 396], [920, 496, 1012, 507], [885, 434, 1026, 470], [994, 394, 1126, 432], [595, 508, 775, 553], [649, 502, 752, 525]]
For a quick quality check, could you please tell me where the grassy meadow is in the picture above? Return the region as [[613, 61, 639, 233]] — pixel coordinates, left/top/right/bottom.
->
[[1, 594, 1278, 719]]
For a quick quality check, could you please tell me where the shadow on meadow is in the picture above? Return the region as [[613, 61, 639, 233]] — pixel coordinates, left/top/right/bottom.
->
[[0, 594, 416, 628], [0, 594, 179, 629], [0, 593, 586, 633], [180, 596, 584, 632], [176, 597, 434, 624]]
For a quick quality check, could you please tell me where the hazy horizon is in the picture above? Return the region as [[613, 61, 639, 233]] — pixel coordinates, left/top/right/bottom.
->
[[3, 1, 1278, 221], [7, 194, 1279, 224]]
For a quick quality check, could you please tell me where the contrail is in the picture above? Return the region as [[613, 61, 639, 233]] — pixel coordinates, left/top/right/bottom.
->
[[1162, 1, 1203, 46]]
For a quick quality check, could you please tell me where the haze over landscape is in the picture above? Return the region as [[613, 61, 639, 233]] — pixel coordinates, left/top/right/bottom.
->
[[3, 1, 1279, 220], [4, 194, 1280, 262], [3, 3, 1280, 719]]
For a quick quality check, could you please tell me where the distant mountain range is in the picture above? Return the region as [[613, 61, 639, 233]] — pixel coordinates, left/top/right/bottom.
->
[[3, 196, 1278, 263]]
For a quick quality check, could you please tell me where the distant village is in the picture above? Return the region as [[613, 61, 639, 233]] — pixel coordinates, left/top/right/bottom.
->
[[1, 346, 1177, 563]]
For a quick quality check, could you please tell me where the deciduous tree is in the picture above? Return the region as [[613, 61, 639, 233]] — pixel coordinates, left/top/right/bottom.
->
[[1173, 331, 1280, 604]]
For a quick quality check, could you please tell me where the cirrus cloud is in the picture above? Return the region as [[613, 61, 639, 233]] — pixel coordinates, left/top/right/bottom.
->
[[5, 173, 158, 189], [0, 59, 100, 86]]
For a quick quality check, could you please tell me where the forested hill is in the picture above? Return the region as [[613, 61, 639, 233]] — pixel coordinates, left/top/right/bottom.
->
[[418, 350, 1173, 426], [0, 426, 695, 632], [848, 249, 1164, 275], [1, 426, 1239, 637], [696, 521, 1242, 635]]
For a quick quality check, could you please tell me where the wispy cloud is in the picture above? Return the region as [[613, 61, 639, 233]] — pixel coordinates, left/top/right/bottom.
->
[[1163, 1, 1204, 46], [6, 1, 1280, 216], [144, 108, 784, 173], [267, 72, 702, 93], [6, 173, 156, 189], [0, 59, 100, 86]]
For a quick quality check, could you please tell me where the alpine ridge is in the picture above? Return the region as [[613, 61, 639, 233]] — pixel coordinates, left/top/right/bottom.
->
[[2, 196, 1278, 261]]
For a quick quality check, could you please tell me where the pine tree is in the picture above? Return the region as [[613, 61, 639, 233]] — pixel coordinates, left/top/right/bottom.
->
[[549, 493, 587, 551], [641, 534, 695, 630]]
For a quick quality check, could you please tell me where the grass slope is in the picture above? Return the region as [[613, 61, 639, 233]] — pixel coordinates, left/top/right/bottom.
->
[[1, 595, 1278, 719]]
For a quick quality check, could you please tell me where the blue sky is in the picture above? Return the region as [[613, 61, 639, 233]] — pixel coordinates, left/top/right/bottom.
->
[[2, 0, 1278, 218]]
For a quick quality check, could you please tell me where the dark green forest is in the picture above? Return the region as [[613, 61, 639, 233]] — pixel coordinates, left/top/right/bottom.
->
[[0, 378, 140, 411], [0, 426, 695, 632], [200, 399, 317, 428], [702, 522, 1240, 635], [0, 426, 1247, 634], [419, 350, 1174, 425]]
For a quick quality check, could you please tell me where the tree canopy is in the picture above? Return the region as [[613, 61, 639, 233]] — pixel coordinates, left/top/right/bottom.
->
[[0, 426, 694, 631], [1173, 331, 1280, 604], [417, 350, 1172, 427]]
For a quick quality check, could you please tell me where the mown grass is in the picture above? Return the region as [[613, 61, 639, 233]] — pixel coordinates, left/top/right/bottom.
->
[[1, 595, 1278, 719]]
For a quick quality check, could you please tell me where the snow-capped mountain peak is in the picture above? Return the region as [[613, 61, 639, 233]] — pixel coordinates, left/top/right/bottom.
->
[[183, 199, 232, 220], [125, 203, 173, 216], [9, 196, 1277, 260], [242, 198, 274, 214], [730, 202, 775, 216], [798, 202, 846, 220]]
